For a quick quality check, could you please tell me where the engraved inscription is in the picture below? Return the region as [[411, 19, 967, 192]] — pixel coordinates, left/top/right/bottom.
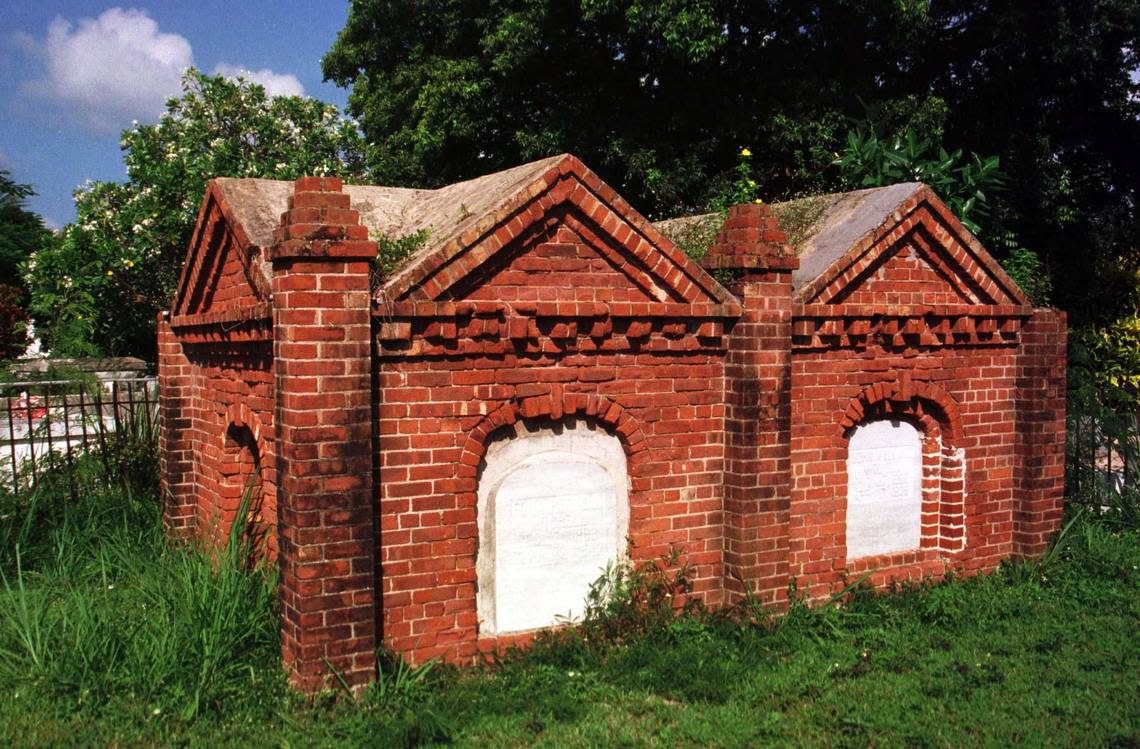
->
[[495, 459, 619, 632], [846, 419, 923, 560], [477, 422, 629, 634]]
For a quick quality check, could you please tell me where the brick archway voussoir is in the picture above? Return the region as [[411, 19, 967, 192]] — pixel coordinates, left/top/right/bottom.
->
[[460, 391, 646, 474], [839, 378, 962, 444]]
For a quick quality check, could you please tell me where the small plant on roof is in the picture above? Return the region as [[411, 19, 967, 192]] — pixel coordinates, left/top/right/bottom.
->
[[773, 193, 829, 249], [709, 148, 762, 211], [369, 228, 431, 290]]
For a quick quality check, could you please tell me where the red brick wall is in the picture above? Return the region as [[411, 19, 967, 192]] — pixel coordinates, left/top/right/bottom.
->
[[191, 355, 276, 551], [1014, 309, 1067, 556], [161, 185, 279, 552], [198, 226, 267, 313], [787, 344, 1023, 596], [371, 164, 736, 663], [721, 270, 796, 607], [453, 218, 660, 304], [160, 173, 1069, 690], [706, 204, 799, 608], [375, 347, 727, 662], [159, 336, 276, 550], [158, 315, 195, 534]]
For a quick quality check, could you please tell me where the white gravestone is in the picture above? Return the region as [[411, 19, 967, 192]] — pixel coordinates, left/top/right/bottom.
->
[[477, 422, 628, 634], [846, 419, 923, 560]]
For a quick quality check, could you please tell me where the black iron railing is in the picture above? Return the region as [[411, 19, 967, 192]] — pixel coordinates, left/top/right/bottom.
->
[[0, 377, 158, 489]]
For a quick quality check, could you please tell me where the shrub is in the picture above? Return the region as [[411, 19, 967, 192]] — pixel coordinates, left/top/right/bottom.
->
[[579, 545, 700, 646]]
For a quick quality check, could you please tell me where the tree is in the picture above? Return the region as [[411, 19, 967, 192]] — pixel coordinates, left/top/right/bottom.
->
[[26, 70, 370, 359], [323, 0, 1140, 320], [896, 0, 1140, 321], [0, 170, 50, 293], [322, 1, 971, 213], [0, 170, 50, 359]]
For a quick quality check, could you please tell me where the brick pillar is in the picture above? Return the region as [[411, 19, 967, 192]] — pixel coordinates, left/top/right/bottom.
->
[[1013, 309, 1068, 557], [703, 204, 798, 606], [270, 176, 378, 690], [157, 312, 195, 535]]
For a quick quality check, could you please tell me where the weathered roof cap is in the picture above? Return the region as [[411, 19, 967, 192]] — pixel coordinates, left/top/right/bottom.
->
[[656, 181, 1027, 305]]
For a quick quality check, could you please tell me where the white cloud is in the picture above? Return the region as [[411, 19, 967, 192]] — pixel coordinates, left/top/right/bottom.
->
[[27, 8, 192, 133], [16, 7, 307, 134], [213, 64, 305, 98]]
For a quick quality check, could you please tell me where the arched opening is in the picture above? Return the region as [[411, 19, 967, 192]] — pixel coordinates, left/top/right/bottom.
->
[[476, 419, 629, 634], [219, 423, 264, 548], [846, 419, 923, 560], [839, 380, 968, 561]]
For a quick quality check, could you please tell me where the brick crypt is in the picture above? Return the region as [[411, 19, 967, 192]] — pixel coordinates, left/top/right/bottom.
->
[[157, 154, 1066, 689]]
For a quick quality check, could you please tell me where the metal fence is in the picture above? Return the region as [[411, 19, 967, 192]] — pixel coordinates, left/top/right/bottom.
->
[[1068, 409, 1139, 510], [0, 376, 158, 489]]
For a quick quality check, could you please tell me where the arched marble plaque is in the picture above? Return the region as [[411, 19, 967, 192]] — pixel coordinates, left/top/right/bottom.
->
[[477, 422, 628, 634], [846, 419, 923, 560]]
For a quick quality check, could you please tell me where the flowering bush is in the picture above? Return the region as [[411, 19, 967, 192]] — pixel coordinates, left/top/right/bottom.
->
[[25, 70, 369, 358]]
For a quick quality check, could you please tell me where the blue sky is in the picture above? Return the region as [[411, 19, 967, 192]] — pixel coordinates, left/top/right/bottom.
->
[[1, 2, 353, 228]]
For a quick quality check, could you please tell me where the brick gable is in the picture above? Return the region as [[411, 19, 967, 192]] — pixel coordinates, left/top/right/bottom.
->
[[447, 216, 669, 305], [795, 186, 1026, 306], [379, 154, 733, 308], [828, 231, 979, 306], [171, 180, 272, 321]]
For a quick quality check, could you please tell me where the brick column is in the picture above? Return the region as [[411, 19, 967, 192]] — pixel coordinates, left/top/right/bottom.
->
[[157, 311, 195, 535], [703, 204, 798, 606], [1013, 309, 1068, 557], [270, 177, 378, 690]]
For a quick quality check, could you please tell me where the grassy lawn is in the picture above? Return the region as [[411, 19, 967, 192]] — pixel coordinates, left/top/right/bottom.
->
[[0, 460, 1136, 748]]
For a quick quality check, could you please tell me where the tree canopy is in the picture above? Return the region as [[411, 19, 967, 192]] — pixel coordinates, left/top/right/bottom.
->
[[22, 2, 1139, 360], [0, 170, 47, 358], [0, 170, 49, 293], [324, 0, 1140, 321], [26, 70, 369, 358]]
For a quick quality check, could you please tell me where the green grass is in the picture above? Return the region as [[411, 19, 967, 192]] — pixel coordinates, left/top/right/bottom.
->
[[0, 452, 1136, 748]]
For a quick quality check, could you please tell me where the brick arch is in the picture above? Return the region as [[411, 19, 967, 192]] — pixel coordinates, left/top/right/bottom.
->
[[218, 403, 274, 555], [838, 376, 967, 561], [839, 377, 962, 445], [459, 390, 645, 643], [223, 402, 266, 447], [458, 391, 647, 481]]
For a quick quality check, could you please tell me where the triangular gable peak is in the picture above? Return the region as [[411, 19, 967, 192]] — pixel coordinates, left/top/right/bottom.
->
[[379, 155, 736, 314], [171, 179, 276, 322], [793, 184, 1028, 308]]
